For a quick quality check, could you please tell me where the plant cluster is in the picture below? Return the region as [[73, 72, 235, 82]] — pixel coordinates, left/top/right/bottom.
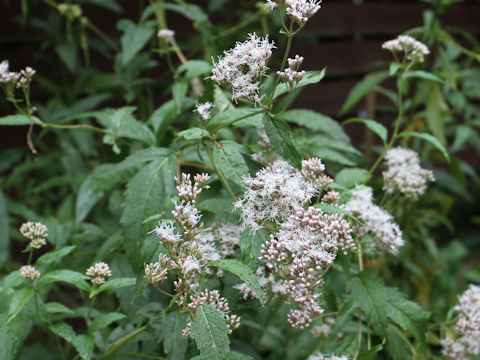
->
[[0, 0, 479, 359]]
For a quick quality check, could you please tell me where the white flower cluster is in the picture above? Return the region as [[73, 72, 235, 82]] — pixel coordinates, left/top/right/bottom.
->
[[196, 223, 243, 265], [0, 60, 35, 92], [210, 33, 275, 103], [235, 159, 319, 230], [277, 54, 306, 86], [307, 353, 349, 360], [19, 221, 48, 249], [382, 35, 430, 63], [442, 284, 480, 360], [345, 186, 404, 256], [310, 317, 335, 338], [266, 0, 322, 24], [85, 262, 112, 284], [194, 102, 214, 123], [383, 147, 435, 200], [157, 29, 175, 40], [20, 265, 40, 280]]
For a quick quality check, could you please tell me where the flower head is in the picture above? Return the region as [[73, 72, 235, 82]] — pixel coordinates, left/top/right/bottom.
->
[[285, 0, 322, 24], [157, 29, 175, 40], [441, 285, 480, 359], [86, 262, 112, 285], [20, 265, 40, 280], [194, 102, 214, 123], [19, 221, 48, 249], [210, 33, 275, 103], [345, 186, 404, 256], [382, 147, 435, 200], [382, 35, 430, 63]]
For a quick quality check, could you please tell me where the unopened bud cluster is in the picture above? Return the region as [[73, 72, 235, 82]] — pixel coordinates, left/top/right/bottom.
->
[[183, 289, 240, 335], [20, 265, 40, 280], [441, 284, 480, 359], [19, 221, 48, 249], [0, 60, 36, 96], [157, 29, 175, 40], [86, 262, 112, 284], [307, 353, 350, 360], [277, 55, 305, 86], [145, 173, 242, 335], [382, 147, 435, 200], [382, 35, 430, 63]]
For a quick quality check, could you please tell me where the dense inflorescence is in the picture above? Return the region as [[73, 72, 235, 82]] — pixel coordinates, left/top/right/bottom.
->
[[210, 33, 275, 103], [382, 147, 435, 200], [86, 262, 112, 284], [441, 284, 480, 360], [19, 221, 48, 249], [382, 35, 430, 63], [345, 186, 404, 256]]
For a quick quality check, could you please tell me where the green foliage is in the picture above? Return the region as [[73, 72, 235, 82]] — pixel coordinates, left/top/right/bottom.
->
[[191, 304, 231, 360], [0, 1, 477, 359]]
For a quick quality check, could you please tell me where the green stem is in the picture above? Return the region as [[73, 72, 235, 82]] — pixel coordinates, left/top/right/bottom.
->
[[211, 110, 265, 132], [267, 20, 294, 107], [364, 77, 404, 183], [203, 141, 238, 201], [356, 238, 364, 272], [86, 297, 95, 326], [27, 249, 33, 265], [103, 325, 149, 358]]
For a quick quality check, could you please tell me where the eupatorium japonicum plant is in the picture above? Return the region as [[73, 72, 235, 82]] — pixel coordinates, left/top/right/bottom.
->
[[0, 0, 478, 360]]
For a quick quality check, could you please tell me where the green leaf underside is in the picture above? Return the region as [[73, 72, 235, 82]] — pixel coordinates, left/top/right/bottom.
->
[[191, 304, 230, 360], [343, 118, 388, 144], [207, 259, 264, 305], [263, 114, 302, 169]]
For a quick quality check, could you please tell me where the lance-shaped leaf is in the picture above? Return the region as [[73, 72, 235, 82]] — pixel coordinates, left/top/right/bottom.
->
[[212, 141, 249, 187], [208, 259, 264, 305], [7, 288, 35, 324], [191, 304, 231, 360]]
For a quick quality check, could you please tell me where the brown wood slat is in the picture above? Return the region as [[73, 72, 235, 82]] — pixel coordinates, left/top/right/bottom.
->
[[308, 2, 480, 35], [292, 39, 390, 76]]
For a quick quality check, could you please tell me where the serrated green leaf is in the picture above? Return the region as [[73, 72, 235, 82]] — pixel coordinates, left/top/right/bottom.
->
[[162, 312, 188, 360], [349, 269, 388, 337], [343, 118, 388, 144], [72, 334, 95, 360], [0, 190, 8, 268], [273, 69, 326, 99], [339, 71, 390, 116], [279, 109, 349, 143], [385, 287, 429, 352], [36, 246, 76, 266], [227, 351, 254, 360], [89, 278, 136, 298], [208, 259, 264, 305], [206, 108, 264, 132], [173, 81, 189, 113], [191, 304, 230, 360], [359, 343, 384, 360], [403, 70, 444, 83], [75, 164, 123, 223], [46, 302, 73, 315], [121, 153, 177, 270], [177, 127, 209, 141], [49, 322, 76, 342], [425, 83, 448, 146], [212, 141, 249, 187], [263, 114, 302, 168], [398, 131, 450, 162], [39, 270, 90, 292], [0, 311, 33, 360], [7, 288, 35, 324], [118, 19, 154, 65], [148, 98, 196, 133], [0, 114, 43, 126], [335, 168, 369, 188], [177, 60, 212, 80], [92, 107, 155, 144], [89, 312, 126, 333]]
